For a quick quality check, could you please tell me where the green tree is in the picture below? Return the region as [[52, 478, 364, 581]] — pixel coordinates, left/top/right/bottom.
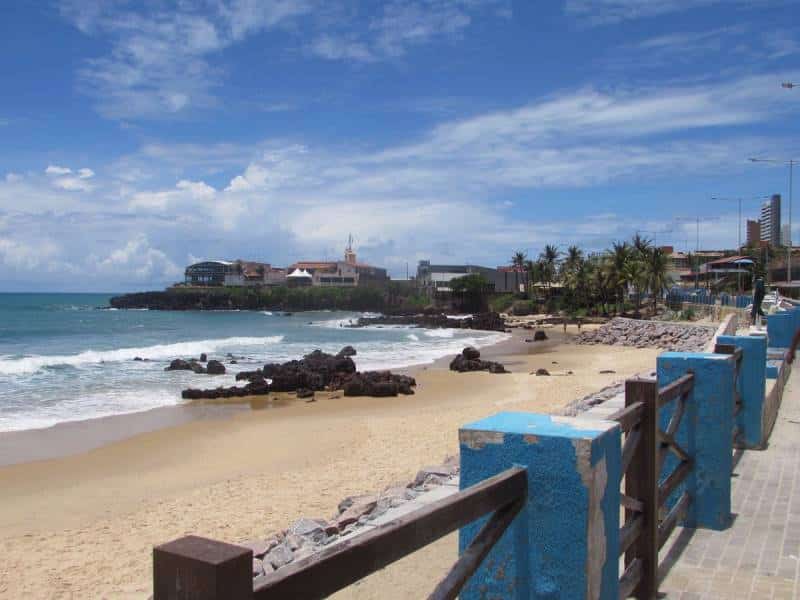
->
[[511, 250, 527, 296], [645, 246, 672, 313], [450, 273, 491, 312]]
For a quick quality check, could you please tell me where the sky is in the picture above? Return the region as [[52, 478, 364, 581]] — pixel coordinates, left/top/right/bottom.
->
[[1, 0, 799, 291]]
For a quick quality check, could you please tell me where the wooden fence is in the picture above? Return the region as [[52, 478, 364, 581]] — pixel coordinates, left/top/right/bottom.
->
[[609, 371, 694, 600], [153, 467, 527, 600]]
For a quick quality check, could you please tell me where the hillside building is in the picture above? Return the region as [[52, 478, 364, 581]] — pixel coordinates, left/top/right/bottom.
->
[[746, 220, 761, 247], [184, 260, 286, 287], [416, 261, 517, 295]]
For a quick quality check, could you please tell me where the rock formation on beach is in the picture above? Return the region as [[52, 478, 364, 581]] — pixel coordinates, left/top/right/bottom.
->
[[182, 347, 417, 399], [449, 346, 507, 374], [573, 317, 714, 352], [164, 356, 226, 375], [351, 311, 506, 332]]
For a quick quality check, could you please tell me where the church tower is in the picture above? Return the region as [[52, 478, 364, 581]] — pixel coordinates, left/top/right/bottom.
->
[[344, 234, 357, 265]]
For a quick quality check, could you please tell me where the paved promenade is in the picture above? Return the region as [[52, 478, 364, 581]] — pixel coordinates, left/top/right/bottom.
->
[[659, 366, 800, 599]]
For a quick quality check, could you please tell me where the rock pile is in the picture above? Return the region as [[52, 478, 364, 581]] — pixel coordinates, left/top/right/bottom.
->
[[352, 311, 506, 332], [573, 317, 714, 351], [165, 357, 226, 375], [246, 456, 460, 583], [182, 347, 417, 399], [449, 346, 507, 374]]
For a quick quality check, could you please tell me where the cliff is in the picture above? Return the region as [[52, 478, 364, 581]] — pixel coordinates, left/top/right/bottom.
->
[[109, 286, 391, 312]]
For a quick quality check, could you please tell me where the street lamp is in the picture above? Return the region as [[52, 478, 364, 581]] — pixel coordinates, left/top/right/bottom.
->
[[674, 214, 720, 289], [749, 157, 797, 284]]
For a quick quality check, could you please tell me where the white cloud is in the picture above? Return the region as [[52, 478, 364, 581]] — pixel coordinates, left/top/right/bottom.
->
[[45, 165, 72, 176], [564, 0, 780, 26], [44, 164, 96, 192], [308, 0, 510, 62], [92, 235, 181, 281], [4, 173, 22, 183], [60, 0, 314, 119], [0, 238, 62, 271]]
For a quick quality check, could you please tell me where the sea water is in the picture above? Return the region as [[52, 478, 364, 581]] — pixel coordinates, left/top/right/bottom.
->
[[0, 293, 508, 432]]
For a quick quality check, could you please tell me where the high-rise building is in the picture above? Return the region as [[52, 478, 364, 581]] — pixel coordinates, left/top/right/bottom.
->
[[760, 194, 782, 246], [746, 219, 761, 247], [782, 224, 792, 247]]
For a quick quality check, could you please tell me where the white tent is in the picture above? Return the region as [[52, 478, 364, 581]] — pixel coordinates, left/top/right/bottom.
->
[[287, 268, 312, 278]]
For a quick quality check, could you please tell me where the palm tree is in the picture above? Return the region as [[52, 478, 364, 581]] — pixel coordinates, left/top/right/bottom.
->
[[609, 241, 630, 314], [623, 259, 647, 317], [645, 246, 672, 313], [631, 233, 652, 260], [562, 245, 583, 278], [511, 251, 527, 296], [539, 244, 561, 299]]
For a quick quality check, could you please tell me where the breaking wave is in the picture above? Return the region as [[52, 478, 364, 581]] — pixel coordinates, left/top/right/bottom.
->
[[0, 336, 284, 376]]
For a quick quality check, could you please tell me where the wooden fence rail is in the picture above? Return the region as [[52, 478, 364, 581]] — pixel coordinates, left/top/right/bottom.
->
[[610, 371, 696, 600], [153, 467, 527, 600]]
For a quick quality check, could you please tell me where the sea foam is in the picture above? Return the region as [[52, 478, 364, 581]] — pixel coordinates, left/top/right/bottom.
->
[[0, 335, 284, 376]]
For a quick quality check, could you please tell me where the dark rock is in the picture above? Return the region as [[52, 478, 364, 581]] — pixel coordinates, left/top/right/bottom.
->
[[199, 353, 207, 362], [206, 360, 226, 375], [534, 368, 550, 376], [350, 312, 506, 332], [230, 359, 238, 364], [462, 346, 481, 360], [181, 388, 203, 399], [599, 369, 616, 374], [336, 345, 357, 358], [533, 330, 548, 341], [165, 359, 193, 371], [133, 356, 144, 361], [296, 388, 314, 399], [449, 354, 507, 374]]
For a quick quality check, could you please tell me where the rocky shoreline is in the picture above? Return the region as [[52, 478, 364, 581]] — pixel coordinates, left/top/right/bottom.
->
[[350, 311, 507, 332], [574, 317, 714, 352], [181, 347, 418, 400], [245, 455, 461, 583]]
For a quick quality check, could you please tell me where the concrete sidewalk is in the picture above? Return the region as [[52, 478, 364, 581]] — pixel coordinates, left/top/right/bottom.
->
[[659, 366, 800, 599]]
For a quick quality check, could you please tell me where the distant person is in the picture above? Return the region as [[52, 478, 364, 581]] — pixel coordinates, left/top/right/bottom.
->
[[563, 319, 567, 333], [752, 277, 765, 325]]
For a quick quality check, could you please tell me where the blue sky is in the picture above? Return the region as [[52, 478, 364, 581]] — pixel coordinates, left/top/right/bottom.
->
[[1, 0, 799, 291]]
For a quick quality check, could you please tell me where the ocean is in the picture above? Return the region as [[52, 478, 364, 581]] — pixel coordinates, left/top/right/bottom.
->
[[0, 293, 508, 432]]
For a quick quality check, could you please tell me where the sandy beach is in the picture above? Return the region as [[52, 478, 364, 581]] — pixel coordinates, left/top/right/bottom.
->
[[0, 328, 661, 599]]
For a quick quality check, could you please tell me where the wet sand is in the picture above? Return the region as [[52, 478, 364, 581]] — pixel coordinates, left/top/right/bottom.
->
[[0, 327, 659, 599]]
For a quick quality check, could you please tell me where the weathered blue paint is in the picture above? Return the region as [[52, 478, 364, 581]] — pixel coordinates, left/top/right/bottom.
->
[[657, 353, 734, 530], [767, 311, 795, 349], [459, 412, 621, 600], [717, 334, 766, 448], [767, 347, 788, 360], [766, 360, 782, 379]]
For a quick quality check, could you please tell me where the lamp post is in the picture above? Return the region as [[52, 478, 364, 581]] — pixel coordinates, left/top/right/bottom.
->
[[749, 157, 796, 285]]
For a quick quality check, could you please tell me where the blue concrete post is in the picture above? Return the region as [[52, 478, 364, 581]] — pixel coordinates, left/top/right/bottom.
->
[[767, 311, 794, 349], [459, 413, 621, 600], [717, 335, 767, 449], [657, 353, 735, 530]]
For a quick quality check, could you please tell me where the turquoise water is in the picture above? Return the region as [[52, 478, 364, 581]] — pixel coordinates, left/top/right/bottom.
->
[[0, 293, 507, 432]]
